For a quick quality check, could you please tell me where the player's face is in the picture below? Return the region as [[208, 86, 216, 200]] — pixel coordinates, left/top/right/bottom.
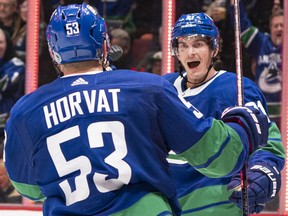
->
[[270, 15, 283, 46], [176, 35, 216, 85], [0, 29, 7, 59]]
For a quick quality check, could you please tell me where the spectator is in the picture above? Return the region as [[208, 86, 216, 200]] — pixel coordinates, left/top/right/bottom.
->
[[229, 0, 283, 128], [242, 0, 283, 33], [0, 0, 18, 36], [135, 25, 162, 72], [205, 0, 226, 23], [109, 28, 132, 69], [0, 28, 25, 138], [147, 51, 162, 75], [4, 3, 269, 216], [11, 0, 47, 62]]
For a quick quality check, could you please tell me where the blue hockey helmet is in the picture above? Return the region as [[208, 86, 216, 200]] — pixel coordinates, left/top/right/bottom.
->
[[46, 3, 109, 64], [171, 13, 219, 55]]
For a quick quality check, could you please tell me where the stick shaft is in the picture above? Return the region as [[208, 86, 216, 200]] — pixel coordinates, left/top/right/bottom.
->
[[234, 0, 244, 106], [233, 0, 249, 215]]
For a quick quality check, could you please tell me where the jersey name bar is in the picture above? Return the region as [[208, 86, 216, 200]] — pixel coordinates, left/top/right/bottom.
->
[[43, 89, 121, 129]]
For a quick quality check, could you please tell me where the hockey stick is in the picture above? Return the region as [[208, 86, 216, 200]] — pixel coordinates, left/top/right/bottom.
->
[[233, 0, 249, 215]]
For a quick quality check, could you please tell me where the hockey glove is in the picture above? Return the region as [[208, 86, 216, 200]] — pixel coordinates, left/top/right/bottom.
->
[[227, 163, 281, 213], [221, 106, 269, 154]]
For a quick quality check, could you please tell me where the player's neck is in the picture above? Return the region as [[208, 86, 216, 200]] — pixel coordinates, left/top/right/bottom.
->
[[60, 61, 104, 76], [186, 68, 217, 89]]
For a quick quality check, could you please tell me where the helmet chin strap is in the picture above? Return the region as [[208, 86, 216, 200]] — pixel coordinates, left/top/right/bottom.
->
[[54, 63, 64, 77], [102, 40, 113, 71]]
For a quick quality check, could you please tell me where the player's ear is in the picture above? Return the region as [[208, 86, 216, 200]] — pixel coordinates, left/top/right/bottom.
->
[[212, 47, 219, 58]]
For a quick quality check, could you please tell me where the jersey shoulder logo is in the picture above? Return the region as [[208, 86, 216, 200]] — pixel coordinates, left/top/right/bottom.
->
[[71, 78, 89, 86]]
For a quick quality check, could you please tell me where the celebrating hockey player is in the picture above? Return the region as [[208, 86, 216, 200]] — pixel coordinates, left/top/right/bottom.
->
[[165, 12, 285, 215]]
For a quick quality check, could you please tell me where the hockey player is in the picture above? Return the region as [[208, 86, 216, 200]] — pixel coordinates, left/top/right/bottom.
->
[[4, 3, 269, 216], [165, 13, 285, 215]]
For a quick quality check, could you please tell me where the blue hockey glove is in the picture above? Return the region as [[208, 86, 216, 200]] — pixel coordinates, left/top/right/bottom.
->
[[227, 163, 281, 213], [221, 106, 269, 153]]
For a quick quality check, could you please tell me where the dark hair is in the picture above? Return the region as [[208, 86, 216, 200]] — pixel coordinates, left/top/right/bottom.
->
[[17, 0, 25, 6], [61, 0, 84, 6], [0, 28, 16, 62]]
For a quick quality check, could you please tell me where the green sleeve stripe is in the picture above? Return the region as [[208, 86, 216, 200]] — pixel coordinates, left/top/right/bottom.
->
[[179, 185, 242, 216], [241, 26, 258, 48], [179, 185, 232, 211], [259, 122, 285, 158], [178, 120, 243, 178], [181, 204, 241, 216], [111, 192, 173, 216], [11, 180, 45, 201]]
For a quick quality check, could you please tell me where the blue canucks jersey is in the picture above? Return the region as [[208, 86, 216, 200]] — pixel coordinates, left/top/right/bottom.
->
[[5, 70, 252, 216], [164, 71, 285, 216]]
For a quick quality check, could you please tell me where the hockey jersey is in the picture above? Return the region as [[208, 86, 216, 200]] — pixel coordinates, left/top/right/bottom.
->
[[5, 69, 254, 216], [164, 71, 285, 216]]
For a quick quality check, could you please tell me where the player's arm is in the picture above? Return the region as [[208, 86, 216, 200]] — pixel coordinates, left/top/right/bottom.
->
[[4, 114, 45, 202], [158, 78, 268, 178]]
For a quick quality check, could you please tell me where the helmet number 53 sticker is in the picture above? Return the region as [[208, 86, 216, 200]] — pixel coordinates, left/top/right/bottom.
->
[[66, 22, 80, 36]]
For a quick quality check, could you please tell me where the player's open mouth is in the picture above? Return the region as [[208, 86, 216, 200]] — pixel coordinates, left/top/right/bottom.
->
[[187, 61, 200, 69]]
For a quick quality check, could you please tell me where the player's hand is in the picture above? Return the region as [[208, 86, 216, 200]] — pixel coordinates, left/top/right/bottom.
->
[[227, 163, 281, 213], [221, 106, 269, 154]]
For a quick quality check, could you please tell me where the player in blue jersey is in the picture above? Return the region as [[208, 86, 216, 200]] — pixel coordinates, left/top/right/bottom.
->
[[229, 0, 283, 127], [164, 12, 285, 215], [3, 3, 269, 216]]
